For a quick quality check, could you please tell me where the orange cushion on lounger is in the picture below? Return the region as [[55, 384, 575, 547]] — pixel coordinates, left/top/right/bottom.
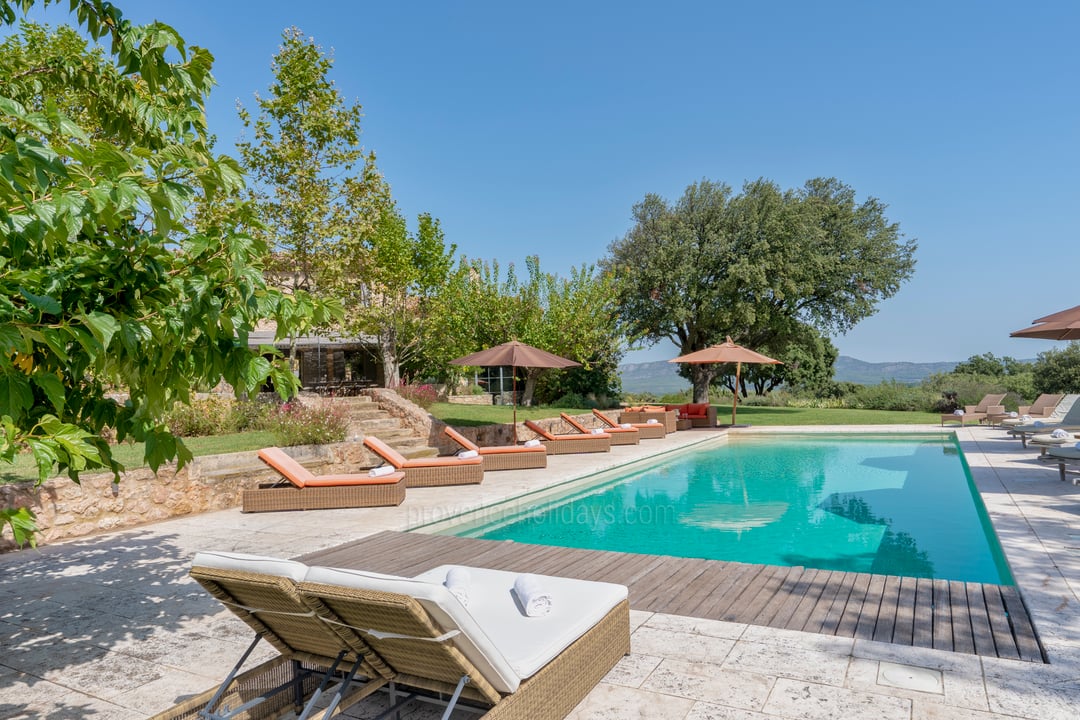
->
[[301, 473, 404, 486], [258, 447, 314, 488], [687, 403, 709, 417], [258, 447, 403, 487], [444, 426, 480, 452], [365, 434, 482, 468], [524, 420, 557, 440]]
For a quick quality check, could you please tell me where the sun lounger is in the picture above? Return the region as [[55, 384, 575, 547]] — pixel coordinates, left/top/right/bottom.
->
[[1044, 445, 1080, 484], [940, 393, 1007, 426], [246, 447, 406, 512], [443, 426, 548, 471], [592, 408, 667, 439], [153, 550, 630, 720], [998, 394, 1066, 427], [363, 435, 483, 487], [1008, 398, 1080, 447], [523, 420, 612, 455], [153, 551, 392, 720], [560, 412, 639, 445], [1028, 430, 1080, 454]]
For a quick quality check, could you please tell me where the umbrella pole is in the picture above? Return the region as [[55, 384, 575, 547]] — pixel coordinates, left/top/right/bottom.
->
[[732, 361, 741, 426], [512, 366, 518, 443]]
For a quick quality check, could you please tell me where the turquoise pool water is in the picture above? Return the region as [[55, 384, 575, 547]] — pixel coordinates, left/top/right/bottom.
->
[[449, 434, 1014, 585]]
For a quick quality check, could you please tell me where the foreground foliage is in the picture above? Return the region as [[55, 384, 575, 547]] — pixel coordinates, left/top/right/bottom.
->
[[0, 1, 328, 545]]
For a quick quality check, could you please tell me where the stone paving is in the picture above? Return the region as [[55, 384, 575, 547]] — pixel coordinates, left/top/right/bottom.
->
[[0, 425, 1078, 719]]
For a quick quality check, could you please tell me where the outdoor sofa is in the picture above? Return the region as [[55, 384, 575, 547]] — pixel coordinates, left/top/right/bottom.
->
[[363, 435, 483, 487], [149, 550, 630, 720], [663, 402, 717, 428], [443, 425, 548, 471], [245, 446, 406, 513]]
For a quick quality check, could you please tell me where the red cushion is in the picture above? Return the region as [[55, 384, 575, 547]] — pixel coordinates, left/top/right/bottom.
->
[[688, 403, 709, 416]]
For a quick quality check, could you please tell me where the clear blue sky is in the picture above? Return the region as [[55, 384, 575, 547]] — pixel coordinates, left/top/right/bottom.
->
[[16, 0, 1080, 364]]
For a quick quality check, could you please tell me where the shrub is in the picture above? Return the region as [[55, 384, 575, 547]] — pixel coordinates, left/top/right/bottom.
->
[[395, 384, 438, 409], [164, 396, 240, 437], [550, 392, 596, 409], [233, 399, 274, 431], [268, 401, 348, 447], [846, 381, 936, 411]]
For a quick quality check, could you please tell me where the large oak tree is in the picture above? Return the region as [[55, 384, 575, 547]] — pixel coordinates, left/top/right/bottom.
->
[[603, 177, 916, 402]]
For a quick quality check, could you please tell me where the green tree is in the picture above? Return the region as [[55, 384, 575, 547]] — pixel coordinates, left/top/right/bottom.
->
[[603, 177, 916, 402], [0, 1, 326, 546], [428, 257, 623, 404], [350, 203, 456, 386], [237, 27, 384, 365], [953, 352, 1028, 376], [1032, 342, 1080, 395]]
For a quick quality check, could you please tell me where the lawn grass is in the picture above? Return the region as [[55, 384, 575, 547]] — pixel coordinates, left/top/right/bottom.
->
[[430, 402, 941, 426], [429, 403, 594, 426], [0, 430, 277, 484]]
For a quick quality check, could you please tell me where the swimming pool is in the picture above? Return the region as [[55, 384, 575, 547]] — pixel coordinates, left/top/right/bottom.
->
[[436, 434, 1014, 585]]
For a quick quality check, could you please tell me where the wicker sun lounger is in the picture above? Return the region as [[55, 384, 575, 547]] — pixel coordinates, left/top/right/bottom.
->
[[245, 447, 406, 513], [998, 393, 1065, 427], [940, 393, 1006, 426], [523, 420, 612, 455], [559, 412, 640, 445], [443, 426, 548, 471], [1008, 399, 1080, 447], [363, 435, 483, 487], [152, 551, 630, 720], [592, 409, 667, 439]]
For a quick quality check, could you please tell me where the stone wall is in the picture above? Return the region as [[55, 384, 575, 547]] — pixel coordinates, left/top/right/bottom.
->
[[0, 442, 377, 553]]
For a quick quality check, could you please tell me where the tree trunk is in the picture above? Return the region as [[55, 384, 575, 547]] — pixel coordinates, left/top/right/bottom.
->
[[690, 365, 715, 403], [521, 368, 540, 406], [378, 327, 401, 387]]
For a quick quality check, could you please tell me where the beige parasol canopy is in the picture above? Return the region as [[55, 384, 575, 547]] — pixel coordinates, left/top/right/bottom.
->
[[450, 340, 580, 441], [669, 336, 782, 426], [1010, 304, 1080, 341]]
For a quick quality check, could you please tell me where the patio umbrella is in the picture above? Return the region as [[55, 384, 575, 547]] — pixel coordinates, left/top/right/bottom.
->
[[669, 337, 782, 426], [450, 340, 580, 442], [1010, 304, 1080, 341]]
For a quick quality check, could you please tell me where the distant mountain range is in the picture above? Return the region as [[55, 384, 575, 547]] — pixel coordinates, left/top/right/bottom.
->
[[618, 356, 964, 394]]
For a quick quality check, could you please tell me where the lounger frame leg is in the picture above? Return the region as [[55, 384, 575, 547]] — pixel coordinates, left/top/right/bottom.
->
[[439, 675, 470, 720], [198, 634, 262, 719]]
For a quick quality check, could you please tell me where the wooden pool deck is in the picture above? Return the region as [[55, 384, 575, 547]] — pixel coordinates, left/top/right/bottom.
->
[[301, 530, 1045, 664]]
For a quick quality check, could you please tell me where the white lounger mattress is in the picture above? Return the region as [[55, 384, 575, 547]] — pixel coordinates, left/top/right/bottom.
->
[[413, 564, 627, 681]]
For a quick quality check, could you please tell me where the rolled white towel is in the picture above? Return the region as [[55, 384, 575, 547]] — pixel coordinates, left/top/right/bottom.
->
[[1008, 411, 1018, 418], [953, 409, 965, 416], [444, 567, 470, 607], [1051, 428, 1070, 439], [513, 573, 552, 617], [457, 449, 479, 459], [523, 438, 541, 447], [619, 423, 633, 429], [1021, 414, 1032, 422], [590, 427, 605, 434], [368, 465, 395, 477], [646, 418, 659, 424]]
